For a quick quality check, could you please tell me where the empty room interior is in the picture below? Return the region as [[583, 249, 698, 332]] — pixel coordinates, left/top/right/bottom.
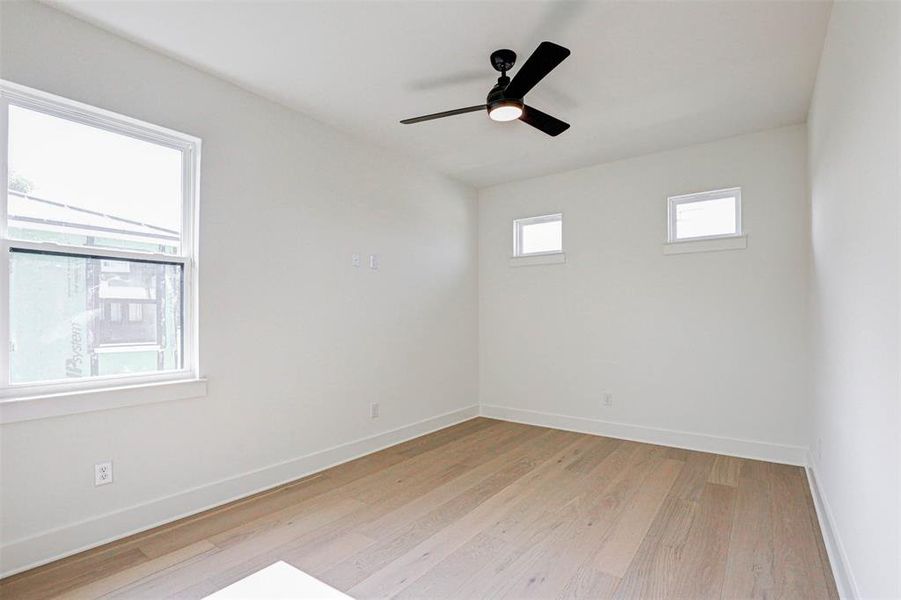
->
[[0, 0, 899, 598]]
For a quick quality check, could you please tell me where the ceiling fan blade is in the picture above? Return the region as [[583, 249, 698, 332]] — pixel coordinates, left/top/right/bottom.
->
[[400, 105, 486, 124], [520, 105, 570, 136], [504, 41, 570, 100]]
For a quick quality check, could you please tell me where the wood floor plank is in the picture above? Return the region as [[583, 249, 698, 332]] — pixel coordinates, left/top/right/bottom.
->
[[133, 418, 488, 560], [283, 533, 377, 580], [770, 464, 837, 600], [174, 424, 560, 597], [137, 473, 330, 559], [106, 498, 366, 598], [610, 496, 698, 599], [169, 531, 376, 599], [446, 505, 582, 600], [739, 457, 773, 481], [339, 455, 544, 594], [340, 436, 593, 596], [558, 565, 620, 600], [467, 445, 672, 599], [390, 417, 499, 459], [722, 475, 776, 598], [592, 458, 684, 577], [357, 427, 562, 541], [671, 450, 718, 503], [136, 420, 497, 560], [564, 435, 620, 474], [668, 482, 737, 599], [202, 420, 529, 551], [709, 455, 743, 487], [275, 427, 563, 562], [483, 438, 635, 548], [53, 541, 217, 600], [390, 533, 511, 599], [0, 548, 149, 600], [343, 433, 604, 596], [1, 420, 838, 600], [171, 424, 542, 597], [395, 436, 624, 599], [611, 446, 716, 599], [664, 447, 692, 461]]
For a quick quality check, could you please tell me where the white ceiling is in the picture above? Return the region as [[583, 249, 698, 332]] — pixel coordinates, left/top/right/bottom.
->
[[50, 1, 832, 188]]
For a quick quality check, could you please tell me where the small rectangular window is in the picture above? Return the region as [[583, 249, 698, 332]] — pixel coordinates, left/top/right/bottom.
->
[[667, 188, 741, 242], [1, 80, 200, 397], [514, 213, 563, 257]]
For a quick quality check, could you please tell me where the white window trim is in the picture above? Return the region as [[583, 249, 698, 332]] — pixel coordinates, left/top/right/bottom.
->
[[0, 378, 208, 424], [509, 252, 566, 267], [666, 187, 742, 244], [662, 235, 747, 255], [513, 213, 564, 258], [0, 80, 203, 407]]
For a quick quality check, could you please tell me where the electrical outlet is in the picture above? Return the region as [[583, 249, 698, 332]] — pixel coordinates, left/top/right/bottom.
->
[[370, 402, 380, 419], [602, 392, 614, 408], [94, 461, 113, 486], [369, 254, 379, 270], [351, 253, 361, 268]]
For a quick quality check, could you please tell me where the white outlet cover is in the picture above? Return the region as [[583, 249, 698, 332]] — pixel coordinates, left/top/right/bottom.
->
[[94, 461, 113, 486], [370, 403, 380, 418], [351, 253, 361, 268]]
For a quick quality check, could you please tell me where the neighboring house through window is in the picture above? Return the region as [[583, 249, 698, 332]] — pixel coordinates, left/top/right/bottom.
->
[[0, 80, 200, 397]]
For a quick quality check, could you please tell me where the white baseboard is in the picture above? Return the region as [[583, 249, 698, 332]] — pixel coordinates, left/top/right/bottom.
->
[[805, 457, 859, 599], [0, 404, 479, 578], [479, 404, 808, 465]]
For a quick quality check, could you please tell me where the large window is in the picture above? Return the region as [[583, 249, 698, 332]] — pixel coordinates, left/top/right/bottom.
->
[[1, 81, 200, 396]]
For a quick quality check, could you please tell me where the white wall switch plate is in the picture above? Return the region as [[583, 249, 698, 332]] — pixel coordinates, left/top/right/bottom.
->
[[369, 254, 379, 270], [94, 461, 113, 486], [351, 253, 361, 268], [370, 402, 380, 418]]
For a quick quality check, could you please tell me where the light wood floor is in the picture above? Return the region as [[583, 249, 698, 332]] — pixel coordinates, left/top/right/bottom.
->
[[0, 418, 837, 599]]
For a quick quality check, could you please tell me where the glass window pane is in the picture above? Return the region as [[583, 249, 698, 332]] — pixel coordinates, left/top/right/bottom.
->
[[521, 220, 562, 254], [9, 251, 184, 384], [674, 196, 736, 239], [7, 105, 183, 254]]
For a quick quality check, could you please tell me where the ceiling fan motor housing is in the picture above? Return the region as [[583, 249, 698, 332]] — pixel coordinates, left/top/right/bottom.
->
[[490, 49, 517, 73]]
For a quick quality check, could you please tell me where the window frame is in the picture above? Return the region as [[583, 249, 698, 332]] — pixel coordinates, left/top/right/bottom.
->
[[513, 213, 564, 257], [0, 80, 201, 400], [667, 187, 742, 243]]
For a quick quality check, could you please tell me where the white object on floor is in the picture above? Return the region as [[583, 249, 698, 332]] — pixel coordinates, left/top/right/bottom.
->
[[203, 561, 352, 599]]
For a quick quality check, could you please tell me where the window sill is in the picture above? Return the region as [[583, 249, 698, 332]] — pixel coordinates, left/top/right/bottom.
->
[[663, 235, 747, 255], [0, 378, 208, 424], [509, 252, 566, 267]]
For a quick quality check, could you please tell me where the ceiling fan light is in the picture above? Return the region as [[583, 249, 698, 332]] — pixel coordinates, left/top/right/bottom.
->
[[488, 103, 523, 122]]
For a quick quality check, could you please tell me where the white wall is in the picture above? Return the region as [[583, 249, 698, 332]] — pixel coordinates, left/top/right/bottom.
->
[[479, 126, 811, 462], [807, 1, 901, 598], [0, 0, 478, 575]]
